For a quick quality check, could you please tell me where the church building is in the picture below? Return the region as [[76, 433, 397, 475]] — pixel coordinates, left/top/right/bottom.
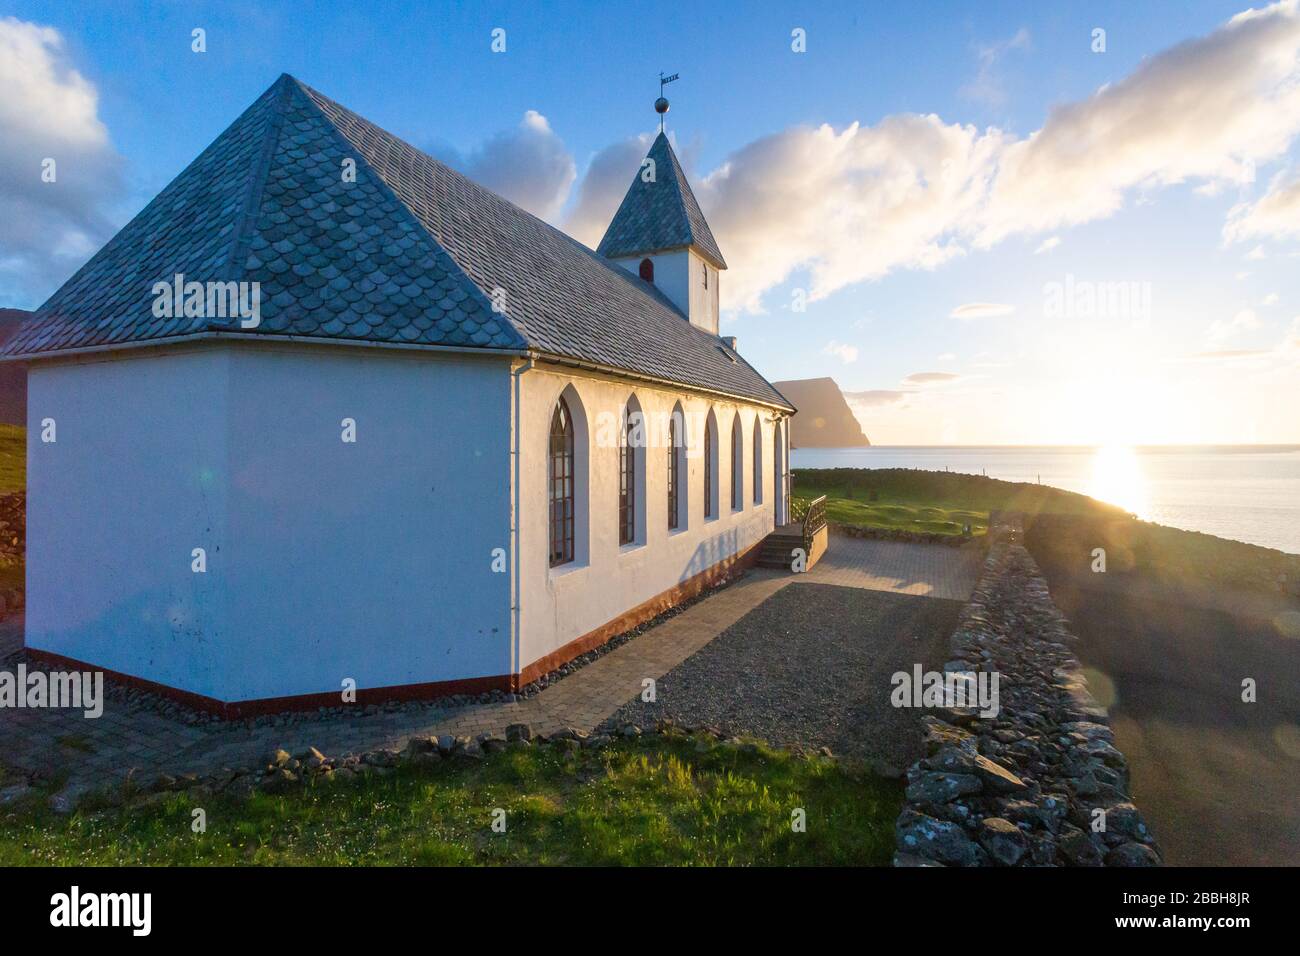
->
[[3, 75, 795, 714]]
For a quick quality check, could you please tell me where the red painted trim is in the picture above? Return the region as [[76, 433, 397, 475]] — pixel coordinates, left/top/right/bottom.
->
[[24, 647, 512, 719], [24, 540, 763, 717]]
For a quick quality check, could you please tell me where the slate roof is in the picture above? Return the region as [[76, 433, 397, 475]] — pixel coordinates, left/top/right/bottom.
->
[[5, 75, 789, 410], [596, 132, 727, 269]]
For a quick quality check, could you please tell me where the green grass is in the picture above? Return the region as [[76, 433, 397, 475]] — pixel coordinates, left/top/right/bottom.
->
[[0, 424, 22, 590], [792, 466, 1123, 537], [0, 424, 23, 495], [0, 733, 901, 866]]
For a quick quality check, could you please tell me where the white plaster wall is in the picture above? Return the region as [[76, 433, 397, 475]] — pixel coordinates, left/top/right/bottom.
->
[[687, 254, 720, 335], [222, 344, 513, 700], [26, 343, 514, 703], [26, 349, 234, 697], [611, 250, 718, 334], [517, 366, 781, 670]]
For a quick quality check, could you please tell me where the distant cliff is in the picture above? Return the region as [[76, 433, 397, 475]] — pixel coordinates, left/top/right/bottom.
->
[[772, 377, 870, 448]]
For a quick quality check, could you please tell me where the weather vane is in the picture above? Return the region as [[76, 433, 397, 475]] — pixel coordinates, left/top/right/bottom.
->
[[655, 71, 679, 132]]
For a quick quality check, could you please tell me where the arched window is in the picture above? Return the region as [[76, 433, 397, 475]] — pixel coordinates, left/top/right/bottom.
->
[[639, 258, 654, 283], [753, 417, 763, 505], [619, 405, 636, 545], [667, 406, 683, 530], [549, 398, 575, 566], [707, 416, 717, 520], [731, 413, 743, 511], [704, 411, 718, 519], [773, 420, 785, 524]]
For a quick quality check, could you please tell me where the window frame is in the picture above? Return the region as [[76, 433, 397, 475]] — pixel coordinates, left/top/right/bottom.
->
[[667, 412, 680, 531], [618, 407, 636, 545], [548, 398, 575, 567], [731, 413, 743, 512]]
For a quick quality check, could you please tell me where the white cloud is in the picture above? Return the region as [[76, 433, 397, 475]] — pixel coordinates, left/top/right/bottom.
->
[[950, 301, 1015, 320], [902, 371, 962, 385], [822, 340, 859, 364], [1225, 167, 1300, 242], [960, 27, 1031, 107], [1033, 236, 1060, 254], [1189, 314, 1300, 363], [979, 2, 1300, 245], [1206, 307, 1262, 346], [563, 133, 655, 247], [0, 16, 124, 304], [432, 110, 575, 223], [1262, 292, 1280, 305], [695, 114, 1000, 311]]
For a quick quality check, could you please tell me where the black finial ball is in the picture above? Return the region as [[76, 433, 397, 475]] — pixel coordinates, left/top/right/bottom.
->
[[654, 96, 670, 115]]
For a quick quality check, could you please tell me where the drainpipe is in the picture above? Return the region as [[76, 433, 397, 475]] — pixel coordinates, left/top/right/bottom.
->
[[509, 355, 534, 693]]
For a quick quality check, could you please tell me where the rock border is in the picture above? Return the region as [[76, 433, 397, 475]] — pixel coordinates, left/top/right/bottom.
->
[[19, 718, 832, 815], [894, 522, 1163, 867]]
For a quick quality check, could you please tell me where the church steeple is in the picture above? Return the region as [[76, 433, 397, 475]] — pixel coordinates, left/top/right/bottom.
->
[[597, 124, 726, 335]]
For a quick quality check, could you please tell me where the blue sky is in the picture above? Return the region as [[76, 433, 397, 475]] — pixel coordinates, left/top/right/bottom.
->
[[4, 0, 1299, 443]]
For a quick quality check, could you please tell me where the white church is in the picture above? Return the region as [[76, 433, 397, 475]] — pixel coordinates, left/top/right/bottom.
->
[[4, 75, 796, 715]]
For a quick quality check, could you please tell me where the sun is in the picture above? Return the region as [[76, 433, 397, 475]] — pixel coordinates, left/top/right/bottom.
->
[[1088, 445, 1150, 517]]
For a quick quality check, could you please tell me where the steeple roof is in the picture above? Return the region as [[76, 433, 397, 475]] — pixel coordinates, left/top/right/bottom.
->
[[596, 132, 727, 269], [5, 76, 786, 410]]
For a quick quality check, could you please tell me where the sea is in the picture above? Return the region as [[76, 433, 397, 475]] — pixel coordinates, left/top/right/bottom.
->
[[789, 445, 1300, 555]]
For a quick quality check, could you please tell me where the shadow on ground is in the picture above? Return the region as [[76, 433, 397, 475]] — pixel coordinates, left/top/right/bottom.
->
[[603, 582, 962, 773]]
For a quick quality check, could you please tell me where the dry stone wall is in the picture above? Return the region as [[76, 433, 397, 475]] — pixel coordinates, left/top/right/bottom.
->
[[894, 521, 1162, 867]]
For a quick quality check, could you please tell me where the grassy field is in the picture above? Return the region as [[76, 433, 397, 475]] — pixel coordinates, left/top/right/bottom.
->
[[0, 424, 22, 591], [792, 466, 1122, 537], [0, 424, 23, 495], [0, 733, 901, 866]]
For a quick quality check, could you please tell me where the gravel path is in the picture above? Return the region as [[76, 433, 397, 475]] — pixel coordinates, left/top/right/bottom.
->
[[602, 581, 962, 772]]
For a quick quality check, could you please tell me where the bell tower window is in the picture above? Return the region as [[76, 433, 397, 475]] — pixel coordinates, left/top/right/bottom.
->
[[639, 258, 654, 283]]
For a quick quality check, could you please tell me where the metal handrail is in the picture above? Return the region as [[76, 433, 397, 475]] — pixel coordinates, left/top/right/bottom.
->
[[801, 494, 827, 558]]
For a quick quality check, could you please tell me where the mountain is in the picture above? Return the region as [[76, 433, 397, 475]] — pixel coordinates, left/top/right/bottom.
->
[[773, 377, 870, 447]]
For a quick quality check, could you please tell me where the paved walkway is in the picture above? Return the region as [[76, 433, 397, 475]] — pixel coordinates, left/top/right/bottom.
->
[[802, 535, 982, 600], [1, 534, 981, 793]]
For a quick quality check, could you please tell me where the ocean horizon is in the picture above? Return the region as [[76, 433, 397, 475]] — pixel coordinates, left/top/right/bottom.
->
[[790, 444, 1300, 555]]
